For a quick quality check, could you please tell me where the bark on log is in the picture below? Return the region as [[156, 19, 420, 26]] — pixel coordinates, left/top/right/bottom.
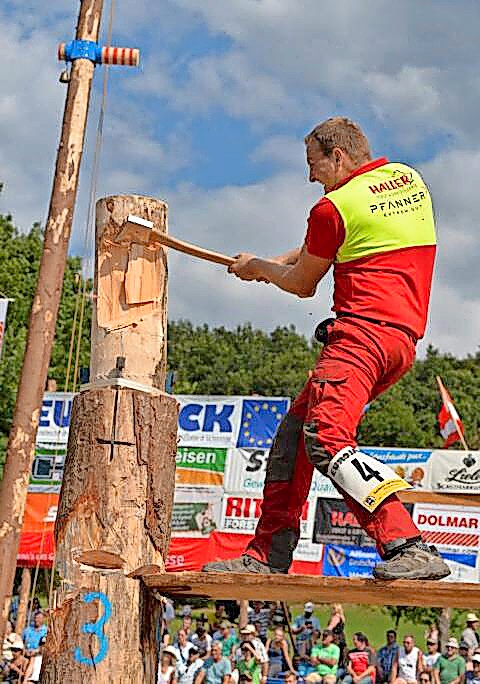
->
[[41, 389, 177, 682]]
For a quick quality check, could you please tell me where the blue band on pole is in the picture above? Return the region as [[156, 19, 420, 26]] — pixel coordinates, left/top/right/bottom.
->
[[63, 40, 102, 64]]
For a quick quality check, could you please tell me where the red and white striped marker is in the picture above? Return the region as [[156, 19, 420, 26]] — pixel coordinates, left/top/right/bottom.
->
[[101, 46, 140, 67]]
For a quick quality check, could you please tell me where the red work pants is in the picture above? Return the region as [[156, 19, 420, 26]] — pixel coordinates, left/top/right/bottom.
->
[[246, 316, 421, 569]]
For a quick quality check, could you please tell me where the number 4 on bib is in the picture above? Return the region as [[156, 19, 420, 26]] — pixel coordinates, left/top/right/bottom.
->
[[327, 447, 410, 512]]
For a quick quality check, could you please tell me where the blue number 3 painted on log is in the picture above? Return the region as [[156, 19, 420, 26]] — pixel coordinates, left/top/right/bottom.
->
[[74, 592, 112, 666]]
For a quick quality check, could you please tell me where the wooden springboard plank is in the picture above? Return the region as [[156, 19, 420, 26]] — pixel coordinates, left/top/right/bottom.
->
[[140, 571, 480, 608]]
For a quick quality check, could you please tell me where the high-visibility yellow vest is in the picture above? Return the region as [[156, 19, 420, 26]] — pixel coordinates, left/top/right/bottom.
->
[[326, 162, 436, 264]]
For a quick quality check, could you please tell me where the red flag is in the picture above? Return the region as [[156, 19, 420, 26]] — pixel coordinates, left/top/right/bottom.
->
[[436, 376, 466, 448]]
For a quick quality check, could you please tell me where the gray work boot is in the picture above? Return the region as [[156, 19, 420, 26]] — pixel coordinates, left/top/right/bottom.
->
[[373, 541, 451, 580], [203, 554, 285, 574]]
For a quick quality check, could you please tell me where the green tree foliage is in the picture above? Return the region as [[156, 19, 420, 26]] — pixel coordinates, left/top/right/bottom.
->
[[1, 204, 479, 455], [0, 212, 91, 445]]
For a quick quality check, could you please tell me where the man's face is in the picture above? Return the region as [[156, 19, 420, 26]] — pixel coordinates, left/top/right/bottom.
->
[[306, 141, 339, 191], [285, 676, 297, 684], [178, 630, 187, 645], [253, 602, 263, 612], [322, 632, 333, 646], [183, 616, 192, 630], [212, 645, 221, 661], [387, 632, 396, 645], [446, 645, 457, 659], [404, 637, 414, 653], [34, 613, 44, 628], [427, 642, 437, 652]]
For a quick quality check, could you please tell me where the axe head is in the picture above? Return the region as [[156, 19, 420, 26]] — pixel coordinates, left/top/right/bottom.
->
[[114, 214, 162, 246]]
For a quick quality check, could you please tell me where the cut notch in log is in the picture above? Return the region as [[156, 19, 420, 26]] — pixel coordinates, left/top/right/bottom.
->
[[137, 571, 480, 609]]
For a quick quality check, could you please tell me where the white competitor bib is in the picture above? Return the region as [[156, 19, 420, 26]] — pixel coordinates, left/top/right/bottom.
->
[[327, 447, 410, 512]]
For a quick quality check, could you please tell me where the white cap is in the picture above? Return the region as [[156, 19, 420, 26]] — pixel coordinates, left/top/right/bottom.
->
[[10, 637, 24, 650], [467, 613, 479, 622], [446, 638, 459, 649], [163, 646, 178, 659], [304, 602, 315, 611], [472, 654, 480, 664], [240, 624, 256, 635]]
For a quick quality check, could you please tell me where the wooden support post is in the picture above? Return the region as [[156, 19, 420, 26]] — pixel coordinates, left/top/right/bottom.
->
[[41, 196, 178, 683], [15, 568, 31, 636], [0, 0, 104, 642]]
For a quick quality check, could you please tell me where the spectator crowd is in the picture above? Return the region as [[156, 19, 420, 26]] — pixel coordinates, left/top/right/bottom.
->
[[2, 597, 480, 684], [157, 603, 480, 684]]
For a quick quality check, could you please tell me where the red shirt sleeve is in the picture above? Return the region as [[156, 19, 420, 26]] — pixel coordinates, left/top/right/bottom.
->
[[305, 197, 345, 259]]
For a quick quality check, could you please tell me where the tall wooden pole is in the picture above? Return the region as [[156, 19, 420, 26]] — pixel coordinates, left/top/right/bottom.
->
[[0, 0, 104, 642], [41, 196, 178, 683], [15, 568, 32, 637]]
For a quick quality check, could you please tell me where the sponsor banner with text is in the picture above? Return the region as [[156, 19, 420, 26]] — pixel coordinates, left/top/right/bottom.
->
[[176, 446, 227, 486], [412, 503, 480, 551], [429, 450, 480, 493], [172, 487, 223, 537], [219, 493, 315, 540]]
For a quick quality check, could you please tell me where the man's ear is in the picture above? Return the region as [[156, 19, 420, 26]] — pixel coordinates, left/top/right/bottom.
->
[[333, 148, 343, 167]]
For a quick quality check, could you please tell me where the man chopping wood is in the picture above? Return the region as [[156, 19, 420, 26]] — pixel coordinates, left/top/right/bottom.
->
[[204, 116, 450, 581]]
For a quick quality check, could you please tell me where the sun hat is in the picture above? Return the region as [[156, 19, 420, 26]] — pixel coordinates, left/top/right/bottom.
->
[[446, 638, 459, 648], [163, 646, 178, 659]]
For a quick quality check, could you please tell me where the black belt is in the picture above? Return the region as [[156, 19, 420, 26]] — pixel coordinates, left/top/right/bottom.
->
[[314, 312, 418, 345]]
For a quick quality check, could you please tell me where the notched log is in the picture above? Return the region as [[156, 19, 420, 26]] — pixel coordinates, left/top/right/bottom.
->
[[128, 564, 164, 579]]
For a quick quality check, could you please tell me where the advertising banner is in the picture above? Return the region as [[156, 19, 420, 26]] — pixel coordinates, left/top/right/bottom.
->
[[17, 492, 57, 567], [429, 450, 480, 493], [177, 396, 289, 447], [412, 503, 480, 551], [219, 493, 314, 539], [29, 444, 66, 493], [224, 447, 338, 499], [176, 446, 227, 486], [37, 392, 74, 445], [363, 447, 433, 489], [172, 487, 223, 537], [323, 544, 379, 578]]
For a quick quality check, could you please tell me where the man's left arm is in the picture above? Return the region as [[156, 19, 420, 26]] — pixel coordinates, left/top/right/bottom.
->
[[228, 244, 332, 298]]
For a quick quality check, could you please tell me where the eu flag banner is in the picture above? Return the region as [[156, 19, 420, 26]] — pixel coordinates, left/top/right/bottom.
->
[[236, 399, 288, 448]]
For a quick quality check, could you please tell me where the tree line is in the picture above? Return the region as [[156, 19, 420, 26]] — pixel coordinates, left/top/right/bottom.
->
[[0, 215, 479, 457]]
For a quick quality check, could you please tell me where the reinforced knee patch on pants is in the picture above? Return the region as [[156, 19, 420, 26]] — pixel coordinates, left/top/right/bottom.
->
[[265, 413, 303, 482], [303, 421, 330, 473], [327, 446, 410, 512]]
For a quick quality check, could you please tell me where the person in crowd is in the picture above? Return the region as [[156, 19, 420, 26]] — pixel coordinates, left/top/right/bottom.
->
[[248, 602, 270, 644], [158, 646, 178, 684], [284, 671, 298, 684], [192, 620, 213, 659], [179, 647, 205, 684], [420, 673, 432, 684], [344, 632, 376, 684], [237, 641, 262, 684], [463, 616, 480, 655], [433, 638, 465, 684], [466, 654, 480, 684], [28, 600, 41, 626], [265, 626, 294, 677], [391, 634, 423, 684], [424, 639, 441, 673], [161, 599, 176, 647], [215, 622, 238, 662], [174, 628, 195, 676], [23, 636, 46, 683], [22, 611, 47, 656], [459, 643, 472, 671], [211, 603, 229, 638], [3, 638, 29, 682], [237, 625, 269, 684], [2, 621, 20, 671], [196, 641, 231, 684], [239, 672, 254, 684], [327, 604, 346, 666], [182, 615, 194, 640], [377, 630, 399, 683], [306, 628, 340, 684], [293, 603, 320, 659]]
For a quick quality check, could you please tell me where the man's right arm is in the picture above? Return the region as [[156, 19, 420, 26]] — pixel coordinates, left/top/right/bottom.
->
[[270, 248, 302, 265]]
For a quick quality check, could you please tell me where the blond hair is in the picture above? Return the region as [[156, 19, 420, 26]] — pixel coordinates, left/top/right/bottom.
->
[[305, 117, 371, 164]]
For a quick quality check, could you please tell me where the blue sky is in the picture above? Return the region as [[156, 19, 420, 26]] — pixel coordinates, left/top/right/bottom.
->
[[1, 0, 480, 355]]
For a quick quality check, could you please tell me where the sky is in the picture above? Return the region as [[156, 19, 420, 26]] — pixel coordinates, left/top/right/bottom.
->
[[1, 0, 480, 356]]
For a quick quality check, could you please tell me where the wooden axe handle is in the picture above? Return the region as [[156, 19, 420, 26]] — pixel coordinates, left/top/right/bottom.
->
[[155, 232, 235, 267]]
